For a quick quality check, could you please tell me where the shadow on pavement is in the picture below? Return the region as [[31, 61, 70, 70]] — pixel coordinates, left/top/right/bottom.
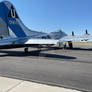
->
[[0, 50, 76, 60], [67, 47, 92, 51]]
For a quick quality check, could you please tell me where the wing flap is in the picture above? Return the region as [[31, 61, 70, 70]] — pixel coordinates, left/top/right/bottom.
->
[[25, 39, 59, 45]]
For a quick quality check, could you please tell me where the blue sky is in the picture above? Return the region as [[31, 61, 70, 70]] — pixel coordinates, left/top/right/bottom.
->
[[3, 0, 92, 34]]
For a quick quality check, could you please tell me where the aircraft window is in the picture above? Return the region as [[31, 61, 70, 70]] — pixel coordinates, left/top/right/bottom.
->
[[8, 5, 19, 18]]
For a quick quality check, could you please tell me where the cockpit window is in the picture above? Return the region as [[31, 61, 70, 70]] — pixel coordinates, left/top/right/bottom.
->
[[8, 5, 19, 18]]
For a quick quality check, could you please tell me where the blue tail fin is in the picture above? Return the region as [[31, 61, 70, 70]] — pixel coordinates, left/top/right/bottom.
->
[[0, 1, 31, 38]]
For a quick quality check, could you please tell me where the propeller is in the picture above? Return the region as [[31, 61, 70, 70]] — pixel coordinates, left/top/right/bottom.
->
[[85, 29, 90, 35], [72, 31, 74, 36], [85, 29, 88, 35]]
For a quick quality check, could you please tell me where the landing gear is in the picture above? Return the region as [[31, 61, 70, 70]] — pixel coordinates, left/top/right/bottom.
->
[[24, 47, 28, 53], [68, 41, 73, 49]]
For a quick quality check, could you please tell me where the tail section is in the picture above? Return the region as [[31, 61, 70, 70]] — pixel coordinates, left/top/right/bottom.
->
[[0, 1, 65, 39], [0, 1, 32, 38]]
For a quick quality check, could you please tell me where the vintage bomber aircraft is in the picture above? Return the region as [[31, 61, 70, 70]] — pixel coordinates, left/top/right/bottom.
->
[[0, 1, 67, 53], [0, 1, 90, 53]]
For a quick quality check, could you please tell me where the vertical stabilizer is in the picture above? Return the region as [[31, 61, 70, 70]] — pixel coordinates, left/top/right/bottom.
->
[[0, 1, 28, 38]]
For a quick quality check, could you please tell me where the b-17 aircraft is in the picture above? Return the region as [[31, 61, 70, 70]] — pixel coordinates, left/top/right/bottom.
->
[[61, 30, 92, 43], [0, 1, 90, 53], [0, 1, 66, 52]]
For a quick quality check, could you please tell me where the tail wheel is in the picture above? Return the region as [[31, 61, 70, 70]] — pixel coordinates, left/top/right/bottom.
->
[[24, 48, 28, 53]]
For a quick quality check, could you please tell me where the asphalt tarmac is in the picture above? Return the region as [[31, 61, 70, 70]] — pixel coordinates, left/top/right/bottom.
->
[[0, 45, 92, 92]]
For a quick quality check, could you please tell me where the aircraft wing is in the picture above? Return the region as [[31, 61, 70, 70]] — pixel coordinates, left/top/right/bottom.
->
[[60, 35, 92, 42], [25, 39, 59, 45], [0, 34, 92, 47], [0, 37, 60, 46]]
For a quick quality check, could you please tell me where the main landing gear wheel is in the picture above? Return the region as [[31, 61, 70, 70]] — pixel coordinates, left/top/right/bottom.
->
[[68, 41, 73, 49], [24, 48, 28, 53]]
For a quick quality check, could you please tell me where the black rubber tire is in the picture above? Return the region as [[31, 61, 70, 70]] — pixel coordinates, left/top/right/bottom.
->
[[68, 42, 73, 49], [24, 48, 28, 53]]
